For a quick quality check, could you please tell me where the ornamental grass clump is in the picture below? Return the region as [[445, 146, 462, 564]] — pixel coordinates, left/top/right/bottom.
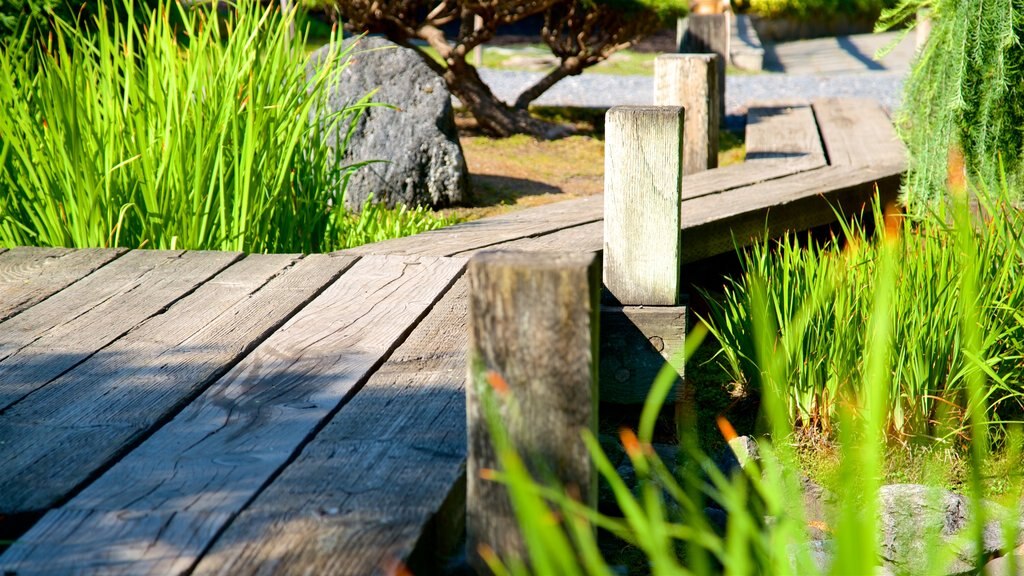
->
[[704, 196, 1024, 442], [0, 0, 455, 253]]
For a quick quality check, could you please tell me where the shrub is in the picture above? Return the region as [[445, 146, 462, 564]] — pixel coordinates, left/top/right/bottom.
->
[[744, 0, 896, 20], [0, 0, 455, 253]]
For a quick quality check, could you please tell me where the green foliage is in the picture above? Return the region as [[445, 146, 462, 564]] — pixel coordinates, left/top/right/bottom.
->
[[476, 196, 1023, 575], [704, 198, 1024, 441], [0, 0, 455, 253], [880, 0, 1024, 209], [746, 0, 895, 20]]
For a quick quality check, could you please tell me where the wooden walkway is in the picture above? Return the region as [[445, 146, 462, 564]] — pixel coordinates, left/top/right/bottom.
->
[[0, 98, 903, 575]]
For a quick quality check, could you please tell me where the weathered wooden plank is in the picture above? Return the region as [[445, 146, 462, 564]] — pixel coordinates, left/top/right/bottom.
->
[[745, 104, 827, 165], [600, 305, 688, 405], [466, 251, 600, 569], [456, 220, 604, 256], [0, 247, 125, 322], [679, 163, 903, 262], [655, 54, 720, 175], [345, 195, 603, 257], [0, 255, 465, 576], [0, 253, 357, 516], [0, 250, 241, 412], [604, 106, 684, 306], [192, 279, 470, 576], [812, 98, 907, 168]]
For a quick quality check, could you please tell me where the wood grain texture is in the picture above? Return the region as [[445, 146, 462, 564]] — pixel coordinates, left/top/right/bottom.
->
[[192, 279, 470, 576], [679, 163, 903, 262], [0, 253, 356, 515], [680, 14, 729, 120], [456, 220, 604, 256], [599, 306, 688, 405], [345, 195, 604, 257], [0, 255, 466, 576], [604, 106, 684, 306], [655, 54, 720, 175], [812, 98, 907, 168], [745, 104, 826, 165], [466, 251, 600, 569], [0, 250, 241, 412], [0, 247, 125, 323]]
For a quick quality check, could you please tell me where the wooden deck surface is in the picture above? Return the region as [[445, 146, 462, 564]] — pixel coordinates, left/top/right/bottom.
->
[[0, 98, 904, 575]]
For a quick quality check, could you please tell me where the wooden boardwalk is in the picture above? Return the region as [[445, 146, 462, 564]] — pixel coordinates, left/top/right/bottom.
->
[[0, 98, 904, 575]]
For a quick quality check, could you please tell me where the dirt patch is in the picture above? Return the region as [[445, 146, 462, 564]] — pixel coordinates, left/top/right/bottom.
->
[[445, 113, 745, 221]]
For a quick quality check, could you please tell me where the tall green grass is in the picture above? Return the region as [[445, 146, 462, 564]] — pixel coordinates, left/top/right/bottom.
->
[[472, 195, 1023, 575], [0, 0, 455, 253], [704, 198, 1024, 441]]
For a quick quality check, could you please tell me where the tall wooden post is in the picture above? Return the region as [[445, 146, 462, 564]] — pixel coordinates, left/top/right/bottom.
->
[[655, 54, 720, 175], [601, 106, 688, 404], [466, 250, 600, 569], [680, 14, 729, 122], [604, 106, 684, 306]]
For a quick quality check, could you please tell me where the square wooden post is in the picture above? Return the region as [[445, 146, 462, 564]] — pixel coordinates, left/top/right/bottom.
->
[[655, 53, 721, 175]]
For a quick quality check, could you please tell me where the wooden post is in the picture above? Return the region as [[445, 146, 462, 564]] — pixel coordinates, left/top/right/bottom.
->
[[915, 8, 931, 52], [604, 106, 684, 306], [680, 14, 729, 122], [466, 250, 600, 570], [655, 54, 720, 175]]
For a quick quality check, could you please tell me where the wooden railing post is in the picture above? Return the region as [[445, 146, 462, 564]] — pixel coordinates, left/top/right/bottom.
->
[[465, 250, 600, 569], [680, 14, 729, 122], [601, 106, 689, 405], [604, 106, 684, 306], [655, 53, 721, 175]]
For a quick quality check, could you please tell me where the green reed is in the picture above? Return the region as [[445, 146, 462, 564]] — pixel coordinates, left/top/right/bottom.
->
[[0, 0, 454, 253]]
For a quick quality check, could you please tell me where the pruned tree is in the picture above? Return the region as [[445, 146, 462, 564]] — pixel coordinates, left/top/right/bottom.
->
[[308, 0, 685, 137]]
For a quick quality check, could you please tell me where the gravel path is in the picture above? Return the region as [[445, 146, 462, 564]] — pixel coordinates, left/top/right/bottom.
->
[[478, 69, 907, 118]]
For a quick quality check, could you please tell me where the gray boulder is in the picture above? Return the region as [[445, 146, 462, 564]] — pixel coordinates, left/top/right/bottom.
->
[[879, 484, 1021, 575], [311, 37, 468, 209]]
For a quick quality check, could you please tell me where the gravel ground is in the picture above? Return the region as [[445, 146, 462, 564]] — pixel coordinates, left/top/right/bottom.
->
[[477, 69, 907, 120]]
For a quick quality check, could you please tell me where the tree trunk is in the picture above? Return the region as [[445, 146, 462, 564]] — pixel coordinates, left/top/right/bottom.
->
[[443, 62, 572, 139], [513, 58, 584, 110]]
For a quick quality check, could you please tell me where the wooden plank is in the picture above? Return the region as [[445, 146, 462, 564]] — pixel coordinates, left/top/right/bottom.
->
[[745, 104, 827, 165], [0, 255, 466, 576], [0, 247, 125, 322], [655, 54, 720, 175], [456, 221, 604, 256], [604, 106, 684, 306], [0, 253, 357, 516], [466, 251, 600, 569], [679, 163, 903, 262], [192, 279, 470, 576], [600, 305, 687, 405], [0, 250, 241, 412], [345, 195, 603, 257], [812, 98, 907, 168]]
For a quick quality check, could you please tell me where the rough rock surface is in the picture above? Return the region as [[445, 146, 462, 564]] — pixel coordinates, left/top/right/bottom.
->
[[879, 484, 1018, 575], [311, 37, 468, 209]]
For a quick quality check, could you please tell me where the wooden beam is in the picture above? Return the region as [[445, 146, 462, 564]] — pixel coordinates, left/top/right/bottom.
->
[[466, 250, 600, 570], [604, 106, 684, 306], [811, 98, 907, 169], [599, 306, 688, 404], [655, 54, 720, 175]]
